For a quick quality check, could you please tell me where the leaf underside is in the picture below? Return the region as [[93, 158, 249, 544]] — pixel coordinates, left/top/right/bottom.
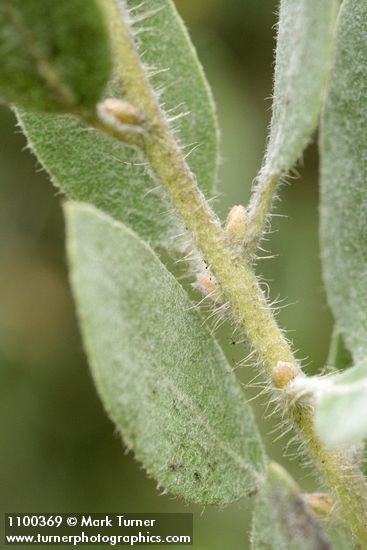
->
[[17, 0, 218, 250], [65, 202, 265, 505], [320, 0, 367, 363], [263, 0, 339, 176], [251, 463, 331, 550], [0, 0, 112, 112]]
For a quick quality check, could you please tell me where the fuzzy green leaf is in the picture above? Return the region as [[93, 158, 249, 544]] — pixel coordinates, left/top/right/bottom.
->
[[65, 202, 265, 505], [251, 463, 332, 550], [0, 0, 112, 112], [315, 361, 367, 447], [320, 0, 367, 362], [264, 0, 339, 175], [17, 0, 218, 249]]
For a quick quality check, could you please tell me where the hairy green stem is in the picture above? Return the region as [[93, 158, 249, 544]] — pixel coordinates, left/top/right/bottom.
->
[[81, 110, 145, 148], [245, 171, 278, 254], [101, 0, 367, 544]]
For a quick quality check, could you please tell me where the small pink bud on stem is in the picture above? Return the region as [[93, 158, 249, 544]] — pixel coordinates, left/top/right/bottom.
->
[[192, 273, 222, 303], [225, 205, 247, 247], [272, 361, 298, 388], [98, 98, 143, 128], [302, 493, 333, 518]]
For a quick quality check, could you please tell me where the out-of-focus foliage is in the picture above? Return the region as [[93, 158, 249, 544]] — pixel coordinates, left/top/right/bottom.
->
[[0, 0, 112, 112], [251, 463, 331, 550]]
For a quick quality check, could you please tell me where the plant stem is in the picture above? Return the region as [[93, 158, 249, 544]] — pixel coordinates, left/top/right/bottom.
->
[[80, 110, 144, 148], [101, 0, 367, 544], [102, 0, 295, 374], [245, 171, 278, 254], [327, 326, 352, 371]]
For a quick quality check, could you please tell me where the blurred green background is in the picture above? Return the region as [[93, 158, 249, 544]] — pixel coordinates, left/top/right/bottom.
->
[[0, 1, 333, 548]]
